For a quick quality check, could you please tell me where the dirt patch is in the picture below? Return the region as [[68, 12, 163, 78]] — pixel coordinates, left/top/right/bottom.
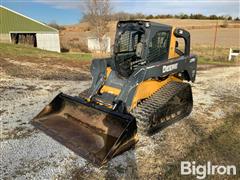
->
[[15, 55, 91, 71], [0, 58, 90, 81], [197, 64, 240, 71], [1, 126, 37, 141], [55, 163, 100, 180], [8, 159, 51, 178], [0, 110, 7, 115]]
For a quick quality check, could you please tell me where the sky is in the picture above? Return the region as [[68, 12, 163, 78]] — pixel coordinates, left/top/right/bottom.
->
[[1, 0, 239, 25]]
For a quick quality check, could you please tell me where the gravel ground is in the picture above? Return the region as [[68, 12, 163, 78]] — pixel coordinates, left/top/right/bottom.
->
[[0, 71, 91, 179], [1, 64, 240, 179]]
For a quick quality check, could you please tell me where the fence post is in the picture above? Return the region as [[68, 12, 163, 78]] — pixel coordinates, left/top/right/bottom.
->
[[212, 21, 218, 58], [228, 48, 232, 61]]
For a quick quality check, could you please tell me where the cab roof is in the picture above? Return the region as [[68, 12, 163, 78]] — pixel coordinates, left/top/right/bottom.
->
[[118, 20, 172, 29]]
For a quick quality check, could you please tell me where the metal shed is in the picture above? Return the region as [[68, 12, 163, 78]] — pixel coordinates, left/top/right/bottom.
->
[[0, 5, 60, 52], [87, 35, 111, 53]]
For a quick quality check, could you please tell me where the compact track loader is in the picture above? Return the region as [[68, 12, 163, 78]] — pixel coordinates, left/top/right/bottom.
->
[[32, 20, 197, 166]]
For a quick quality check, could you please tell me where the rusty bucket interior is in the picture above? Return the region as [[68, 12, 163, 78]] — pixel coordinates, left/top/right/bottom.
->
[[31, 93, 137, 166]]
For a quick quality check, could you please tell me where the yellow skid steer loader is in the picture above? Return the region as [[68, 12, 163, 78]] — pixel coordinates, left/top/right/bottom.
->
[[32, 20, 197, 166]]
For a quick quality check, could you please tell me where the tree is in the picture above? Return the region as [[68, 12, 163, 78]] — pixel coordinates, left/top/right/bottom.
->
[[209, 15, 218, 20], [234, 17, 240, 21], [179, 13, 189, 19], [146, 14, 153, 19], [81, 0, 112, 52], [48, 21, 65, 30], [227, 16, 232, 20]]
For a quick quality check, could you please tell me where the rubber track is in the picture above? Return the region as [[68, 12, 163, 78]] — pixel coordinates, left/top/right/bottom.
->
[[131, 81, 193, 134]]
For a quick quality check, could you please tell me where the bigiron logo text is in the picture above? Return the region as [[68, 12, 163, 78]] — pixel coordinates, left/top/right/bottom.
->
[[181, 161, 237, 179], [162, 63, 178, 73]]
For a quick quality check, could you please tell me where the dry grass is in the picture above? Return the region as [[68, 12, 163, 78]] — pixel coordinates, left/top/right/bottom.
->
[[60, 19, 240, 52], [191, 28, 240, 48], [163, 110, 240, 179], [148, 19, 240, 29], [1, 127, 37, 141], [193, 45, 240, 64]]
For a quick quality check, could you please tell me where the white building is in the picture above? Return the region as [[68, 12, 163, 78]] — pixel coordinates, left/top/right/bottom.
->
[[88, 35, 111, 53], [0, 5, 60, 52]]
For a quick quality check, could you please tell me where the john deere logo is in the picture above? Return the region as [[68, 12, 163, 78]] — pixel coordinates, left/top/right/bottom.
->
[[162, 63, 178, 73]]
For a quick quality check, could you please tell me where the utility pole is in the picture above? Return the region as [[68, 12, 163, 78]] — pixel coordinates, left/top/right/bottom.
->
[[213, 20, 218, 58]]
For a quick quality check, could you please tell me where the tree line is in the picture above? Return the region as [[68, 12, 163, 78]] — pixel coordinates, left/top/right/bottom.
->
[[82, 12, 239, 22]]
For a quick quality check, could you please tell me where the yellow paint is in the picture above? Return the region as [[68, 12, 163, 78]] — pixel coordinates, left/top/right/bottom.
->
[[99, 67, 120, 96], [130, 76, 182, 110], [168, 27, 180, 59], [95, 100, 113, 109], [106, 67, 112, 78], [100, 85, 121, 96]]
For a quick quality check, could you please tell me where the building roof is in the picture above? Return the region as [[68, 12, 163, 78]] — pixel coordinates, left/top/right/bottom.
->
[[0, 5, 58, 33]]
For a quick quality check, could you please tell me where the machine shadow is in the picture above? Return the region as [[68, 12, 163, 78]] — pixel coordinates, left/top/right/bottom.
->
[[104, 145, 139, 179], [103, 114, 190, 179]]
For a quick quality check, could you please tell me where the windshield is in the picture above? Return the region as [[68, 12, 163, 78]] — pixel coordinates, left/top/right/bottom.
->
[[116, 30, 144, 54]]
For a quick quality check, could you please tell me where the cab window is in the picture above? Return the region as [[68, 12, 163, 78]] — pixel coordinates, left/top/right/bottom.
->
[[148, 31, 170, 62]]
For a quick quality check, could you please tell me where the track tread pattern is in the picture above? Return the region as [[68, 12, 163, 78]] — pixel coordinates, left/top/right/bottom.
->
[[131, 81, 193, 134]]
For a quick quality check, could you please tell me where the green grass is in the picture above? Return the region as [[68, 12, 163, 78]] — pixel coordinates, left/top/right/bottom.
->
[[0, 43, 92, 61], [198, 56, 237, 65], [193, 45, 239, 65]]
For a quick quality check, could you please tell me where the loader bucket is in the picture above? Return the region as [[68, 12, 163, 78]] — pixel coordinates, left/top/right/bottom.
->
[[31, 93, 137, 166]]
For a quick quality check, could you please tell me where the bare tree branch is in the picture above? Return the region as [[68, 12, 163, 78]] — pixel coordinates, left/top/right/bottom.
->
[[81, 0, 112, 52]]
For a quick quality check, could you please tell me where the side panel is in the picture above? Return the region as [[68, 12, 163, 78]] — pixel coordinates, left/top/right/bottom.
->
[[115, 55, 197, 110], [36, 33, 60, 52]]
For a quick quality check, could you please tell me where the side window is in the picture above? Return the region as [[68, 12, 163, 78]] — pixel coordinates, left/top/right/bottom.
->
[[148, 31, 170, 62], [175, 37, 185, 56]]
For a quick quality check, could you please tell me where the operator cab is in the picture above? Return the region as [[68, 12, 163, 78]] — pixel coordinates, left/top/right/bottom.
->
[[113, 21, 190, 78], [113, 21, 172, 77]]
